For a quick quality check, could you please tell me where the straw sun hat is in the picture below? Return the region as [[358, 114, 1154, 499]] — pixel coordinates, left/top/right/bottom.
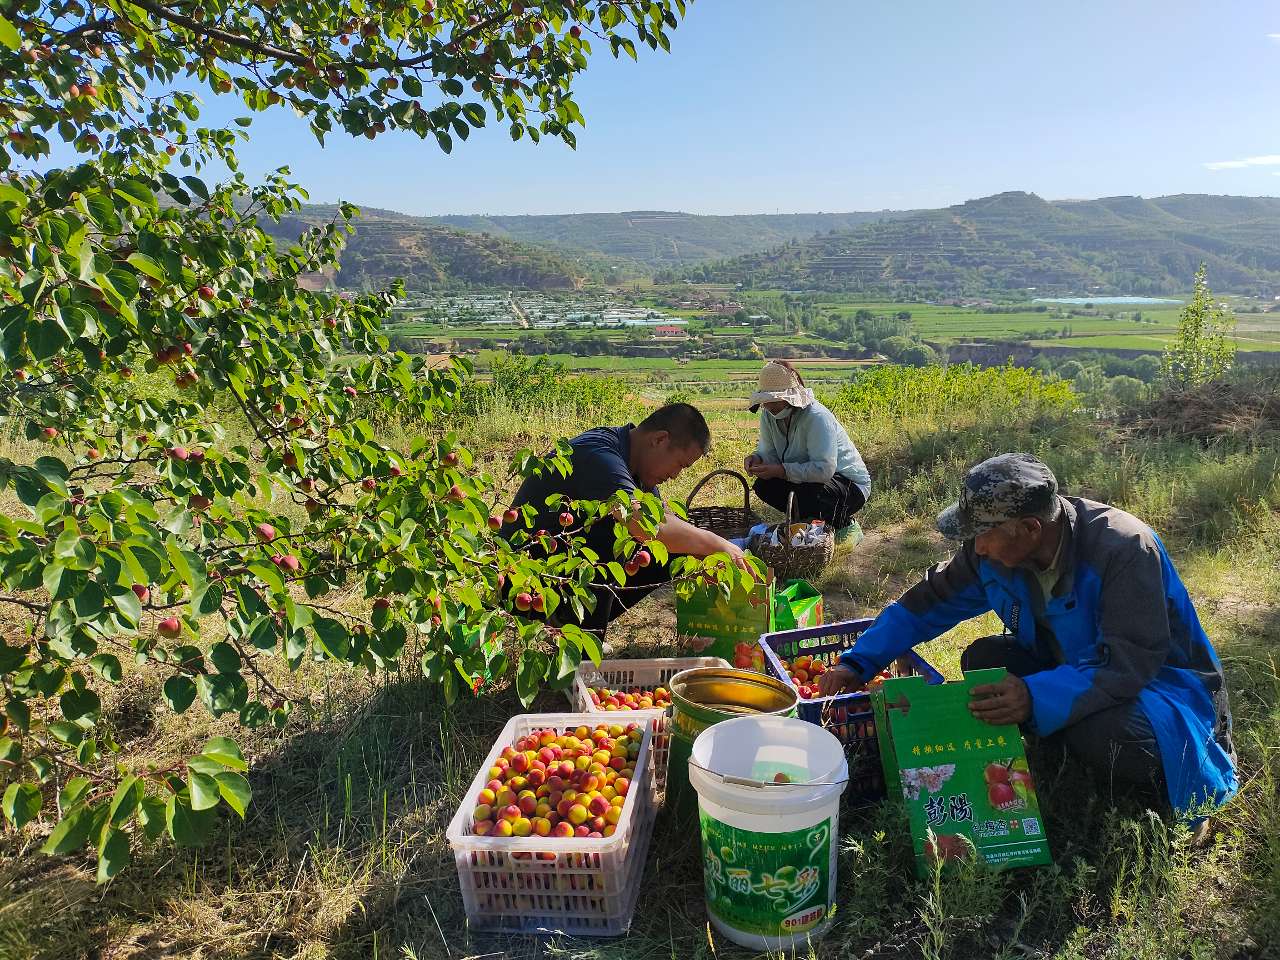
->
[[748, 360, 815, 412]]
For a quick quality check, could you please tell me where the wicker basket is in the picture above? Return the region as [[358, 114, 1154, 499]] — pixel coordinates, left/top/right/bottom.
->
[[749, 491, 835, 581], [683, 469, 759, 541]]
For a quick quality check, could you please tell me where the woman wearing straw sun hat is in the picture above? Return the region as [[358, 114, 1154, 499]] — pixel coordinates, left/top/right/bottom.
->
[[744, 360, 871, 540]]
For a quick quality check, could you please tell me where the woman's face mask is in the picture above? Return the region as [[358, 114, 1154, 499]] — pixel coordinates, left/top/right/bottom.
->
[[769, 405, 793, 421]]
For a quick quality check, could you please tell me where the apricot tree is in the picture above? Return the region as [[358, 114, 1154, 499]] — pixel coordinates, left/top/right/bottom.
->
[[0, 0, 715, 879]]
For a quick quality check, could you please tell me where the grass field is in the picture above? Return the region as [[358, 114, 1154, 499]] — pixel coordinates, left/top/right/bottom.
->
[[2, 363, 1278, 959]]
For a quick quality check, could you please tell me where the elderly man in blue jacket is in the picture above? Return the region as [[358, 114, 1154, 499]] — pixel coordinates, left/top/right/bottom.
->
[[818, 453, 1237, 813]]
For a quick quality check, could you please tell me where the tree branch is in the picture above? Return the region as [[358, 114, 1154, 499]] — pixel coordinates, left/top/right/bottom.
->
[[123, 0, 311, 67]]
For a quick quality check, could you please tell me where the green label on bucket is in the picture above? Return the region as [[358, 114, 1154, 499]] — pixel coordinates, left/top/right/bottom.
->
[[699, 813, 831, 938]]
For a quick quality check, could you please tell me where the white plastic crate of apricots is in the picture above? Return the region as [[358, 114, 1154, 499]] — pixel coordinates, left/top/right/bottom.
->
[[568, 656, 728, 798], [445, 713, 659, 937]]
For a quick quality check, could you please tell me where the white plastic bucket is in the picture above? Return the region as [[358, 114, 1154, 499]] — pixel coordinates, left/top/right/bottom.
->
[[688, 715, 848, 952]]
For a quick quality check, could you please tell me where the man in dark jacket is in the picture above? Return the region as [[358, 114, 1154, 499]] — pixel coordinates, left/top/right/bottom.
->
[[819, 453, 1237, 813], [505, 403, 747, 635]]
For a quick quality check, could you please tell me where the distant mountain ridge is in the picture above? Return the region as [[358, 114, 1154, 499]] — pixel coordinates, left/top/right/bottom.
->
[[270, 193, 1280, 296], [425, 209, 918, 266], [265, 205, 586, 291], [695, 192, 1280, 297]]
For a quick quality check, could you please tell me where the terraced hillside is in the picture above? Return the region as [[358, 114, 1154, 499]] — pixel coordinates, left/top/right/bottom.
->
[[702, 192, 1280, 297], [427, 209, 918, 266], [264, 206, 586, 291]]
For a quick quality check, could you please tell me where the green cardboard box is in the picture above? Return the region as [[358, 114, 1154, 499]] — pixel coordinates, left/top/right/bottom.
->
[[676, 578, 823, 667], [676, 577, 776, 664], [775, 579, 823, 633], [873, 668, 1052, 876]]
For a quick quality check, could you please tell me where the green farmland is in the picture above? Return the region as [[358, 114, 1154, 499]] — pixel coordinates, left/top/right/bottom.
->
[[472, 351, 875, 384], [390, 289, 1280, 363], [798, 296, 1187, 342]]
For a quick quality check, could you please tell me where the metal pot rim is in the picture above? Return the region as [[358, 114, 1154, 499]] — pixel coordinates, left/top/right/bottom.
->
[[670, 666, 799, 713]]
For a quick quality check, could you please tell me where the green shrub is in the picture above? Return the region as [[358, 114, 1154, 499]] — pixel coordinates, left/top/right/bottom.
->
[[458, 353, 632, 423], [828, 363, 1076, 424]]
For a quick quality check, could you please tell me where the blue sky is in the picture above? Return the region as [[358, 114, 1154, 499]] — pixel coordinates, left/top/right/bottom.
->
[[184, 1, 1280, 215]]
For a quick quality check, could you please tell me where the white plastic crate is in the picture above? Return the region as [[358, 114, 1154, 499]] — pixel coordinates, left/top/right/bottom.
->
[[445, 712, 659, 937], [568, 656, 729, 798]]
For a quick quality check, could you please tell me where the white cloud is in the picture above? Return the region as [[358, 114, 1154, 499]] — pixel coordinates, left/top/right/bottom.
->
[[1204, 154, 1280, 170], [1269, 33, 1280, 39]]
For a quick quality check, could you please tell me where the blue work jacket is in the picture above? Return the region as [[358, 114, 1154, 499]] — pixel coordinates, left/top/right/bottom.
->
[[841, 497, 1237, 813]]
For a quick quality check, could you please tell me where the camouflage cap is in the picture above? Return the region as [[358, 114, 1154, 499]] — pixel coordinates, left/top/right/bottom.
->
[[936, 453, 1060, 541]]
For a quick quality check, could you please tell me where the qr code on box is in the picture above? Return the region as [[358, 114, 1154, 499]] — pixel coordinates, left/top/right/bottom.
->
[[1023, 817, 1041, 837]]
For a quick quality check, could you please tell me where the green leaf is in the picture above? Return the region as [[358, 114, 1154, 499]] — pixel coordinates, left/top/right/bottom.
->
[[193, 582, 223, 617], [60, 687, 101, 724], [41, 805, 95, 855], [0, 641, 27, 673], [201, 736, 247, 771], [96, 828, 130, 883], [126, 252, 165, 281], [165, 795, 215, 847], [647, 540, 669, 566], [239, 701, 270, 728], [162, 676, 196, 713], [44, 563, 88, 601], [164, 537, 193, 586], [33, 456, 69, 495], [312, 616, 350, 661], [113, 178, 156, 209], [562, 624, 602, 666], [5, 699, 30, 733], [180, 176, 209, 201], [2, 783, 41, 829], [0, 17, 20, 51], [187, 770, 220, 811], [89, 653, 123, 683], [60, 777, 92, 809], [0, 736, 18, 764], [249, 561, 284, 596], [208, 642, 240, 673], [123, 542, 164, 583], [47, 721, 82, 746], [197, 672, 247, 716], [215, 772, 251, 818], [246, 615, 277, 651], [0, 181, 26, 207], [515, 649, 549, 708], [186, 755, 221, 777], [138, 795, 166, 841], [108, 775, 141, 827], [111, 587, 141, 627]]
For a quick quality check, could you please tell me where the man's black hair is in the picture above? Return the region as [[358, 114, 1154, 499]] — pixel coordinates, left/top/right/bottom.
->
[[637, 403, 711, 452]]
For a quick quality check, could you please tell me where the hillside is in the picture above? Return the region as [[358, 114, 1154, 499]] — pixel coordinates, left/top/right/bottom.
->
[[426, 210, 918, 266], [695, 192, 1280, 297], [270, 193, 1280, 296], [265, 206, 588, 291]]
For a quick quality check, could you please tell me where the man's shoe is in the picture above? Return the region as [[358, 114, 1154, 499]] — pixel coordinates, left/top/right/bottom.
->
[[835, 520, 864, 546], [1186, 815, 1218, 850]]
